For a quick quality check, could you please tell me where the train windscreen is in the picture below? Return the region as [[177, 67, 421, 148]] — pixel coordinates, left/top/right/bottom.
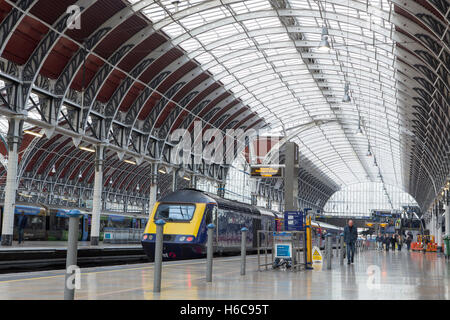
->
[[155, 204, 196, 222]]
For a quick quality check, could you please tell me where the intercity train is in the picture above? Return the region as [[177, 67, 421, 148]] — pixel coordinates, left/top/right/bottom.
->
[[141, 189, 342, 260], [0, 205, 147, 242]]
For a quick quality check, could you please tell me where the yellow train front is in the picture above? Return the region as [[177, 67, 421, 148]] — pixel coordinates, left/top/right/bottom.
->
[[141, 189, 219, 259]]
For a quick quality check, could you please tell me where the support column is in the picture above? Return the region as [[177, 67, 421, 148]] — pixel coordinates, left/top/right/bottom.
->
[[148, 164, 158, 214], [217, 182, 225, 198], [1, 117, 23, 246], [445, 188, 450, 238], [437, 202, 442, 250], [284, 142, 299, 211], [90, 145, 104, 245], [190, 174, 197, 189], [172, 169, 177, 192]]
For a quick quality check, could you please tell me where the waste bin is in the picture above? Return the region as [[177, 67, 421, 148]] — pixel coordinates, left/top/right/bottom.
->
[[444, 236, 450, 258]]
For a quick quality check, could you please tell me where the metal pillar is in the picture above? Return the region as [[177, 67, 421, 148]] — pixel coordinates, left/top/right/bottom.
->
[[172, 169, 177, 192], [64, 210, 82, 300], [206, 223, 215, 282], [153, 219, 165, 293], [437, 205, 442, 252], [445, 189, 449, 238], [1, 117, 23, 246], [240, 227, 248, 276], [284, 142, 299, 211], [148, 164, 158, 214], [339, 233, 344, 265], [217, 182, 225, 198], [90, 145, 104, 245], [326, 234, 332, 270]]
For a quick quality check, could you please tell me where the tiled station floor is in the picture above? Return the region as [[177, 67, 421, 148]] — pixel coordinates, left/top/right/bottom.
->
[[0, 250, 448, 299]]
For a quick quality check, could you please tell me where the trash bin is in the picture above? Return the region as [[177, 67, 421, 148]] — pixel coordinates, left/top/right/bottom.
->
[[444, 236, 450, 258]]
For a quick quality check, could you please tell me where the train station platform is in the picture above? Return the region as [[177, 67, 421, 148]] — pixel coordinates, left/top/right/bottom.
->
[[1, 250, 448, 300], [0, 241, 141, 251], [0, 241, 146, 272]]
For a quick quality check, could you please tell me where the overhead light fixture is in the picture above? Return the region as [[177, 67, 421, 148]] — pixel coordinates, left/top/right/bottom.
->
[[183, 175, 191, 181], [124, 159, 136, 165], [19, 192, 32, 198], [24, 130, 44, 138], [79, 146, 95, 153], [78, 172, 82, 179], [158, 167, 167, 174], [367, 147, 372, 157], [342, 83, 351, 102], [51, 165, 56, 174], [136, 184, 140, 191], [318, 26, 331, 52], [355, 125, 364, 136]]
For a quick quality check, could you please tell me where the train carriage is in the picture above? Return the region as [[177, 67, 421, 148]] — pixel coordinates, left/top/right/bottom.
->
[[141, 189, 341, 260]]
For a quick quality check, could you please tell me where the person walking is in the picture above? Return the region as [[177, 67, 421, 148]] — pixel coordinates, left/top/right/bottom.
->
[[397, 234, 402, 251], [377, 233, 383, 250], [405, 234, 412, 251], [384, 234, 390, 252], [343, 219, 357, 264], [390, 234, 397, 251], [17, 212, 28, 245]]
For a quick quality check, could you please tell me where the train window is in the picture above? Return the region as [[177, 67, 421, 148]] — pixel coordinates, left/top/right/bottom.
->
[[155, 204, 196, 222]]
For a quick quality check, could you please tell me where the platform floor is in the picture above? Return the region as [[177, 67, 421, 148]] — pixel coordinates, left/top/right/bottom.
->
[[0, 241, 141, 251], [0, 250, 449, 299]]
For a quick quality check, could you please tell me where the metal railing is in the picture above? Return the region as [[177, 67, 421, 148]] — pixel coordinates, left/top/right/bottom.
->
[[257, 230, 306, 272]]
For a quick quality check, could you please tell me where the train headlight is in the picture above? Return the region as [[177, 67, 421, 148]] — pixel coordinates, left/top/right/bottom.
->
[[143, 234, 148, 240], [149, 235, 154, 240], [186, 236, 194, 242], [179, 236, 186, 242]]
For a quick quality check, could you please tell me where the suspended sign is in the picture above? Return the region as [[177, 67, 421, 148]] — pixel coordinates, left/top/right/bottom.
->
[[250, 166, 283, 178]]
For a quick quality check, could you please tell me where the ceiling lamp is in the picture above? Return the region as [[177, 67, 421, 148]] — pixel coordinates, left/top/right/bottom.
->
[[367, 147, 372, 157], [318, 26, 331, 52], [24, 130, 44, 138], [158, 166, 167, 174], [355, 122, 364, 136], [342, 83, 351, 102]]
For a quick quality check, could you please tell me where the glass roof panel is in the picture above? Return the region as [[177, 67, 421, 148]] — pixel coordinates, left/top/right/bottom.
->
[[131, 0, 406, 191]]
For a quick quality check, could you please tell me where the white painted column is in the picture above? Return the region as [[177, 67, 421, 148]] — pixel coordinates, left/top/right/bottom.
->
[[1, 117, 23, 246], [437, 206, 442, 248], [431, 209, 435, 240], [172, 169, 177, 192], [148, 164, 158, 214], [445, 189, 450, 238], [90, 145, 104, 245]]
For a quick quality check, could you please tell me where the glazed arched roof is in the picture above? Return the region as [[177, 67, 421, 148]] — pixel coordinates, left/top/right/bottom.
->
[[0, 0, 448, 212]]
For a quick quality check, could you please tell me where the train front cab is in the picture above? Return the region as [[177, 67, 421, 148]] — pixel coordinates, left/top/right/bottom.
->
[[142, 200, 217, 260]]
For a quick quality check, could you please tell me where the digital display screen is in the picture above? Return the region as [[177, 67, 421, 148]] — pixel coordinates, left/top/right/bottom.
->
[[250, 166, 283, 178]]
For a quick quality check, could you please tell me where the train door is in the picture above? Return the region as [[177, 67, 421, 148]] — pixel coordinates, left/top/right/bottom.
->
[[252, 218, 261, 248], [80, 215, 89, 241]]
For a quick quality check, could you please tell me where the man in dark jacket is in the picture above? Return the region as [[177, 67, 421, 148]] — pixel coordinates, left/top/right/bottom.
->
[[384, 234, 390, 251], [17, 212, 28, 244], [390, 234, 397, 251], [344, 220, 357, 264], [405, 234, 412, 251]]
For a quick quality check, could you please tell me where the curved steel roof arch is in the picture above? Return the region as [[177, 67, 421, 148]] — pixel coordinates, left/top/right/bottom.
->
[[0, 0, 447, 213]]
